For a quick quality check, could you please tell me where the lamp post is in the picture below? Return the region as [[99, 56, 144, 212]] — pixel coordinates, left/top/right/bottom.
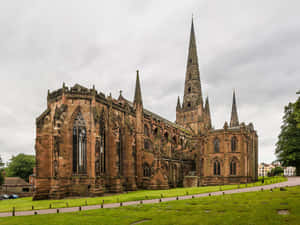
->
[[262, 165, 264, 184]]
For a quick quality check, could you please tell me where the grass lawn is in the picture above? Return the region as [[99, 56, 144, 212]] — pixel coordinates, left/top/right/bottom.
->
[[0, 176, 286, 213], [0, 183, 299, 225]]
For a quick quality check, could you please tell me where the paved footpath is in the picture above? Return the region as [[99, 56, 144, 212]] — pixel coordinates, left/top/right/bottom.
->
[[1, 177, 299, 218]]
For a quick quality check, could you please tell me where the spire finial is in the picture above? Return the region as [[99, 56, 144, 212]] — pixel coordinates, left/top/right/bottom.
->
[[205, 96, 212, 128], [182, 17, 203, 110], [176, 96, 181, 110], [134, 69, 143, 106], [230, 90, 239, 127]]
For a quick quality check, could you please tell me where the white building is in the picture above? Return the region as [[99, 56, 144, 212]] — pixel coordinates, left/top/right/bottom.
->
[[284, 167, 296, 176]]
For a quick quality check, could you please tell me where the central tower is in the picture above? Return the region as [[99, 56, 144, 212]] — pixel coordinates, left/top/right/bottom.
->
[[176, 19, 211, 134]]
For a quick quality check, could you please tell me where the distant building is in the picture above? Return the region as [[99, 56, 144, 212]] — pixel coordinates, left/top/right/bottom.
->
[[258, 163, 274, 177], [1, 177, 32, 197], [284, 167, 296, 176]]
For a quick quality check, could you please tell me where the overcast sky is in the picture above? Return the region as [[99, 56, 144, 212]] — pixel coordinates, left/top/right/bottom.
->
[[0, 1, 299, 164]]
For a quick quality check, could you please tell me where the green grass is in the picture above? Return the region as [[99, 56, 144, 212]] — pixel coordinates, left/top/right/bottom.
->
[[0, 182, 299, 225], [0, 176, 286, 213]]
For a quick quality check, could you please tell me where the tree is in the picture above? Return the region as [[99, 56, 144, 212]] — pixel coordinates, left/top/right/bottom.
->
[[5, 154, 35, 182], [268, 167, 284, 176], [276, 92, 300, 176]]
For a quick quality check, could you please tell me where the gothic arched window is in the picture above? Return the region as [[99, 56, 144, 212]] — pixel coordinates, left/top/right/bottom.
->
[[231, 136, 237, 152], [73, 112, 87, 174], [144, 139, 150, 150], [144, 124, 149, 137], [214, 138, 220, 153], [213, 160, 220, 175], [164, 132, 169, 142], [143, 163, 151, 177], [230, 160, 237, 175]]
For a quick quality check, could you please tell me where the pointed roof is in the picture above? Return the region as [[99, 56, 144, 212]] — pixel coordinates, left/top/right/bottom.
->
[[176, 96, 181, 110], [134, 70, 143, 106], [230, 90, 239, 127], [205, 96, 212, 128], [183, 18, 203, 109]]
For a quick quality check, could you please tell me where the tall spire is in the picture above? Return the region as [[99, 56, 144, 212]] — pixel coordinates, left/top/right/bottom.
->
[[205, 97, 212, 128], [182, 17, 203, 110], [230, 90, 239, 127], [134, 70, 143, 106], [176, 96, 181, 111]]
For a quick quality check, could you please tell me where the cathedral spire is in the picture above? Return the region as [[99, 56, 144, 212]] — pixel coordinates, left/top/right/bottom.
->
[[205, 97, 212, 128], [134, 70, 143, 106], [230, 90, 239, 127], [176, 96, 181, 111], [182, 18, 203, 110]]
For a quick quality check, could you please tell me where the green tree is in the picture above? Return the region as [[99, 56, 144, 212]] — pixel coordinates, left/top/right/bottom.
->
[[268, 167, 284, 176], [5, 154, 35, 182], [276, 92, 300, 176]]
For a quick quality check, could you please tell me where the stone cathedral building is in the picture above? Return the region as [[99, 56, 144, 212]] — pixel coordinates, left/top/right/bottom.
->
[[34, 20, 258, 200]]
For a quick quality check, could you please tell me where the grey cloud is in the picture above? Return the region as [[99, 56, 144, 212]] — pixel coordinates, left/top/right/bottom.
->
[[0, 0, 299, 164]]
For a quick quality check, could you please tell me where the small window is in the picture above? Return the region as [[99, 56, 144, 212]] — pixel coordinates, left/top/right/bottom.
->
[[172, 136, 177, 144], [22, 188, 30, 192], [231, 136, 237, 152], [144, 139, 150, 150], [144, 124, 149, 137], [189, 58, 192, 63], [214, 138, 220, 153], [187, 102, 191, 107], [143, 164, 151, 177], [153, 127, 158, 136], [230, 160, 236, 175], [214, 160, 220, 175], [188, 87, 191, 93], [164, 132, 169, 142]]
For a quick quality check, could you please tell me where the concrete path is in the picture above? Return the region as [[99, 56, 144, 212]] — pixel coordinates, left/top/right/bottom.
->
[[1, 177, 299, 218]]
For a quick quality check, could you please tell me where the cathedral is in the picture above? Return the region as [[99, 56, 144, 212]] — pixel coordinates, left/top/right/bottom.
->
[[33, 20, 258, 200]]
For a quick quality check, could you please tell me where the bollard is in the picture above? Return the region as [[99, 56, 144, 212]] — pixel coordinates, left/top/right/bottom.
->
[[12, 207, 15, 216], [32, 205, 34, 210], [34, 211, 38, 215], [101, 204, 103, 208], [57, 209, 59, 214], [261, 188, 263, 191], [209, 193, 211, 196], [140, 200, 143, 204], [176, 196, 179, 200], [159, 198, 162, 202], [192, 195, 194, 199], [120, 202, 123, 207], [49, 204, 52, 209], [79, 206, 82, 211], [222, 192, 225, 195]]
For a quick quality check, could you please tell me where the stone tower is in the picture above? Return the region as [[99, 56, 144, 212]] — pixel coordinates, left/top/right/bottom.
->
[[176, 19, 207, 134]]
